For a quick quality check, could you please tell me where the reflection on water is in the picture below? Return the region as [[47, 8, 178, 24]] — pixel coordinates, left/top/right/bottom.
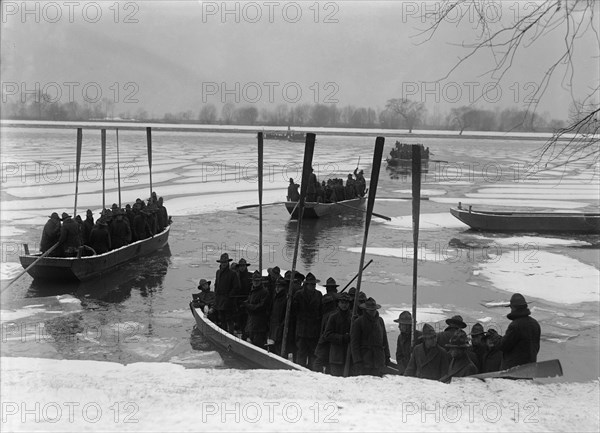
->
[[285, 215, 364, 270], [26, 245, 172, 303], [386, 160, 430, 179]]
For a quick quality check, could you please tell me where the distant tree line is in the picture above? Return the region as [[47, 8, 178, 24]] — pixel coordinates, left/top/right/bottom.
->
[[1, 91, 568, 133]]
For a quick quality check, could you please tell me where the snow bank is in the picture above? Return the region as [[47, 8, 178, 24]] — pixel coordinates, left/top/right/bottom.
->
[[1, 357, 598, 432]]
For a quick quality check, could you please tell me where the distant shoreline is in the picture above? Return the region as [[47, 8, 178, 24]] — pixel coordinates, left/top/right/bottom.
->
[[0, 119, 569, 142]]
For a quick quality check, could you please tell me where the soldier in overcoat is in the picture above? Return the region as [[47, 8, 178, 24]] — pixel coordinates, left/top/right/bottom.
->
[[40, 212, 61, 254], [243, 271, 271, 348], [58, 212, 82, 257], [394, 311, 422, 374], [292, 272, 322, 369], [440, 330, 478, 382], [499, 293, 541, 369], [322, 292, 352, 376], [404, 323, 450, 380], [214, 253, 241, 333], [350, 297, 390, 377], [437, 314, 467, 349]]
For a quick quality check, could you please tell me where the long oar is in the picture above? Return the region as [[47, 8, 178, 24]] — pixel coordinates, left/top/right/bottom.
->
[[339, 259, 374, 292], [101, 129, 106, 210], [73, 128, 82, 216], [281, 133, 316, 358], [116, 128, 122, 208], [236, 202, 285, 210], [146, 127, 153, 197], [1, 242, 60, 293], [411, 144, 422, 349], [335, 201, 391, 221], [258, 132, 264, 271], [343, 136, 385, 377]]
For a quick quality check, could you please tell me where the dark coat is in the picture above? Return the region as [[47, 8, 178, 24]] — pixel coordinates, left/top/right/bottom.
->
[[88, 225, 111, 254], [245, 285, 271, 334], [482, 347, 503, 373], [233, 269, 252, 300], [468, 344, 487, 372], [323, 308, 352, 365], [396, 330, 422, 374], [40, 218, 61, 253], [441, 355, 478, 382], [350, 312, 390, 370], [82, 217, 94, 245], [268, 287, 289, 343], [58, 218, 81, 252], [157, 205, 168, 230], [404, 344, 450, 380], [499, 308, 541, 369], [133, 213, 150, 241], [110, 219, 131, 249], [292, 287, 322, 339], [437, 326, 460, 350], [214, 266, 241, 312]]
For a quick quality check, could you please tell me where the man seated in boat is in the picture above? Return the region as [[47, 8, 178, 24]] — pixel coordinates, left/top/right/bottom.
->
[[40, 212, 61, 255], [287, 178, 300, 202], [58, 212, 82, 257], [193, 279, 217, 322]]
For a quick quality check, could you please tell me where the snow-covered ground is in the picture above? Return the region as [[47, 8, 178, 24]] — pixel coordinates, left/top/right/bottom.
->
[[1, 357, 598, 432]]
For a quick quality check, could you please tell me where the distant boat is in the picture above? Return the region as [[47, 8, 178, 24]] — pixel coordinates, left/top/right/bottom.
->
[[189, 301, 307, 371], [264, 129, 306, 142], [19, 226, 171, 281], [386, 141, 430, 166], [450, 205, 600, 234], [285, 197, 366, 219]]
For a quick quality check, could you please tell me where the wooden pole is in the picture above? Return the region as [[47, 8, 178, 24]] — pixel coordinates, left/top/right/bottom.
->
[[101, 129, 106, 210], [146, 127, 153, 198], [280, 133, 316, 358], [73, 128, 82, 216], [1, 242, 60, 293], [257, 132, 264, 272], [343, 136, 385, 377], [116, 129, 122, 208], [411, 144, 422, 349], [339, 259, 374, 292]]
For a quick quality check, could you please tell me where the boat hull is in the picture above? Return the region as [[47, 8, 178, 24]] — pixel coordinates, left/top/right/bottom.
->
[[450, 207, 600, 234], [285, 197, 366, 219], [189, 302, 307, 371], [19, 225, 171, 281]]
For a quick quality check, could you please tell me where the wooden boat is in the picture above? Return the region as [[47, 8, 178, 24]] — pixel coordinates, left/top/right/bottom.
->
[[264, 130, 306, 142], [19, 225, 171, 281], [189, 301, 308, 371], [285, 197, 366, 219], [450, 205, 600, 234]]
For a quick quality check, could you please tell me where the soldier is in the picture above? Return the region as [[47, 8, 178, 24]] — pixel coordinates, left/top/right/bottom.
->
[[306, 167, 318, 202], [353, 168, 366, 197], [499, 293, 541, 369], [292, 272, 322, 369], [345, 174, 356, 199], [157, 197, 169, 230], [232, 258, 252, 336], [404, 323, 450, 380], [350, 297, 390, 377], [82, 209, 94, 245], [40, 212, 61, 254], [110, 210, 132, 249], [133, 207, 151, 241], [58, 212, 82, 257], [268, 276, 289, 356], [214, 253, 241, 333], [440, 330, 478, 382], [393, 311, 422, 374], [323, 292, 352, 376], [437, 315, 467, 349], [192, 279, 217, 323], [88, 220, 111, 254], [314, 277, 340, 373], [287, 178, 300, 201], [469, 323, 487, 372], [482, 329, 503, 373], [243, 270, 271, 348]]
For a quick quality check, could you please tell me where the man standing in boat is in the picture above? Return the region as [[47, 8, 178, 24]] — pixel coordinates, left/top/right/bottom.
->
[[214, 253, 241, 333], [58, 212, 82, 257], [40, 212, 61, 255], [306, 167, 318, 202], [243, 270, 271, 348], [292, 272, 322, 369], [353, 168, 366, 197], [287, 178, 300, 202], [499, 293, 541, 369]]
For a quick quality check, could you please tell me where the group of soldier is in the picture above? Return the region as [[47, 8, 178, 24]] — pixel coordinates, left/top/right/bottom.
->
[[39, 191, 170, 257], [287, 167, 367, 204], [193, 256, 541, 380], [389, 142, 431, 160]]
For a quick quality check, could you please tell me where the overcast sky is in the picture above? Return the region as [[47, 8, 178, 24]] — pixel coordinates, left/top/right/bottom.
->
[[2, 1, 598, 120]]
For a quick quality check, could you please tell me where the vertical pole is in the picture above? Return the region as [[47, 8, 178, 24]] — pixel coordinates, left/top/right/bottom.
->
[[343, 137, 385, 377], [73, 128, 83, 216], [281, 133, 316, 358], [257, 132, 264, 272], [116, 128, 122, 208], [146, 127, 153, 198], [411, 145, 422, 348], [101, 129, 106, 211]]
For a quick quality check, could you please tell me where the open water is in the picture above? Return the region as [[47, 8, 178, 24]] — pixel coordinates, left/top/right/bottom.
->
[[1, 127, 599, 382]]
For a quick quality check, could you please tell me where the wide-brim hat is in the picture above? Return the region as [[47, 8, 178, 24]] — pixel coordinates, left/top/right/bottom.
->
[[422, 323, 436, 338], [359, 297, 381, 310], [393, 310, 413, 325], [446, 330, 470, 348], [267, 266, 281, 277], [324, 277, 339, 288], [508, 293, 528, 308], [61, 212, 71, 220], [238, 258, 250, 267], [470, 323, 485, 336], [197, 279, 211, 288], [49, 212, 59, 219], [251, 270, 262, 281], [445, 315, 467, 329], [217, 253, 233, 263]]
